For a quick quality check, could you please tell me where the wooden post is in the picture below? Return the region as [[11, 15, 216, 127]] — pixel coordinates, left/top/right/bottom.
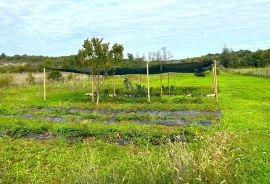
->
[[91, 74, 94, 102], [43, 68, 46, 101], [140, 74, 142, 86], [174, 73, 176, 95], [212, 64, 215, 91], [213, 60, 218, 102], [147, 62, 150, 103], [113, 72, 116, 97], [168, 72, 170, 95], [160, 65, 163, 96]]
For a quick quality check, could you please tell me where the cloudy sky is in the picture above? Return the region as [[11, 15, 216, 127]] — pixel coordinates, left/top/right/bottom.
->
[[0, 0, 270, 59]]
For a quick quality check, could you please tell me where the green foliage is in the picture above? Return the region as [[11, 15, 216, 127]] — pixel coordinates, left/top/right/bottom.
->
[[47, 70, 62, 81], [25, 73, 36, 85], [0, 74, 14, 87], [103, 89, 110, 96], [134, 84, 147, 97], [194, 72, 206, 77], [0, 72, 269, 183], [77, 37, 124, 105]]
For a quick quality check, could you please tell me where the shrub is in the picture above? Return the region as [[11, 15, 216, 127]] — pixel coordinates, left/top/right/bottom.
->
[[25, 73, 36, 85], [115, 89, 120, 96], [47, 70, 62, 81], [194, 72, 206, 77], [134, 84, 146, 97], [103, 89, 110, 96], [0, 74, 14, 88]]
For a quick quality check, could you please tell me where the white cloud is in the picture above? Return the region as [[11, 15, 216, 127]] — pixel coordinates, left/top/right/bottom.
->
[[0, 0, 269, 58]]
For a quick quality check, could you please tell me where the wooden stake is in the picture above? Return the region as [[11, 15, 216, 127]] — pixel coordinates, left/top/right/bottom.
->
[[174, 73, 176, 95], [113, 72, 116, 97], [91, 74, 94, 102], [160, 65, 163, 96], [212, 64, 215, 91], [147, 62, 150, 103], [43, 68, 46, 101], [168, 72, 170, 95], [213, 60, 218, 102], [140, 74, 142, 86]]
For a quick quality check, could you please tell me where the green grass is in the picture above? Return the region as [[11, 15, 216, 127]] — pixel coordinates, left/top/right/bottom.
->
[[0, 72, 269, 183]]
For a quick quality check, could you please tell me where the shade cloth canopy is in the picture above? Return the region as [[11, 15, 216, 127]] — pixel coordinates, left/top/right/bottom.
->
[[46, 60, 213, 75]]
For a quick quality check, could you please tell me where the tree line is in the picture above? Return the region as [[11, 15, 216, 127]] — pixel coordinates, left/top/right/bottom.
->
[[1, 46, 270, 74]]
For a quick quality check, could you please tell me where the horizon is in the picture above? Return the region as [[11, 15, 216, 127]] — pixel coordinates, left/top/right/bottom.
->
[[0, 0, 270, 59]]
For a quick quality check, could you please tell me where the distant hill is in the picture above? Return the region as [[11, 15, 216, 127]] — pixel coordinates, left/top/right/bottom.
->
[[0, 48, 269, 73]]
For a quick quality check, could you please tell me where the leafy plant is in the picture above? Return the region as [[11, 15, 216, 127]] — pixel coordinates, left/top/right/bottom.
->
[[26, 73, 36, 85], [0, 74, 14, 88], [47, 70, 62, 81], [194, 72, 206, 77], [104, 89, 110, 96], [134, 84, 146, 97]]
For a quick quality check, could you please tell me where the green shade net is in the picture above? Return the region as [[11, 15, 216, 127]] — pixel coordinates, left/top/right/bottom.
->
[[46, 60, 213, 75]]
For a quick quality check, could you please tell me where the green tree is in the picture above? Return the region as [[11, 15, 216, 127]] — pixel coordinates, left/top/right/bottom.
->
[[77, 37, 124, 106], [0, 53, 6, 60], [127, 53, 134, 61], [220, 46, 234, 67]]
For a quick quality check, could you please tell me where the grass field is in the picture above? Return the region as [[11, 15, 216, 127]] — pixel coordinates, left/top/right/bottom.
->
[[226, 66, 270, 77], [0, 71, 269, 183]]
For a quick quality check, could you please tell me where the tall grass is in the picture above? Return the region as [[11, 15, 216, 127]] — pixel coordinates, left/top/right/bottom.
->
[[226, 66, 270, 77], [68, 132, 242, 184], [0, 74, 14, 88]]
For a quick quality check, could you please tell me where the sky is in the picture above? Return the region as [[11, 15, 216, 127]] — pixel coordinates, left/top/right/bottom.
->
[[0, 0, 270, 59]]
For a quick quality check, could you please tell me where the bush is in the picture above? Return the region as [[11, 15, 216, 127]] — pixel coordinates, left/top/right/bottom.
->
[[134, 84, 146, 97], [0, 74, 14, 88], [47, 70, 62, 81], [194, 72, 206, 77], [26, 73, 36, 85], [103, 89, 110, 96]]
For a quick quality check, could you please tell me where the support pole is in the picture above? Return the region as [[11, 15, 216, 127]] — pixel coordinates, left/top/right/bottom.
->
[[212, 64, 215, 91], [43, 68, 46, 101], [160, 65, 163, 96], [91, 74, 94, 102], [147, 62, 150, 103], [213, 60, 218, 102], [140, 74, 142, 86], [174, 72, 176, 95], [113, 72, 116, 97], [168, 72, 170, 95]]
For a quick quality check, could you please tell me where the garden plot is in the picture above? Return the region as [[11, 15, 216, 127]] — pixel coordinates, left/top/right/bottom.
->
[[3, 106, 222, 126]]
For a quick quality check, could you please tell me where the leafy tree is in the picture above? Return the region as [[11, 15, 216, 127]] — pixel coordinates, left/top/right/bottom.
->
[[77, 37, 124, 106], [127, 53, 134, 61], [0, 53, 6, 59], [220, 47, 234, 68]]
